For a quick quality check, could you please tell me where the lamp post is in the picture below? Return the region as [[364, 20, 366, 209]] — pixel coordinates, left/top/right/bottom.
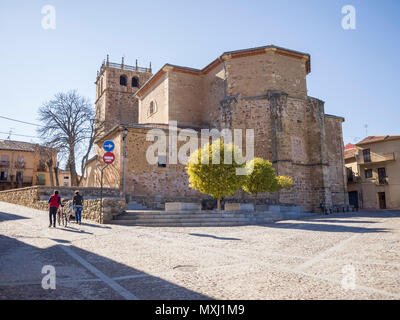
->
[[122, 127, 128, 197]]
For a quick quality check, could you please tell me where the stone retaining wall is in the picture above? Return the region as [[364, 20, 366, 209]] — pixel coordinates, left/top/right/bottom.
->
[[0, 186, 125, 224]]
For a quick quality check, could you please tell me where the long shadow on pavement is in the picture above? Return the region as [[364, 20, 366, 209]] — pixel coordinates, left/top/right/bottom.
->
[[0, 211, 29, 222], [189, 233, 241, 241], [264, 222, 388, 233], [0, 235, 211, 300]]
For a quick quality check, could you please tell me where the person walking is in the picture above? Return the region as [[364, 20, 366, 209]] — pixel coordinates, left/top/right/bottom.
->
[[48, 190, 61, 228], [73, 190, 83, 225]]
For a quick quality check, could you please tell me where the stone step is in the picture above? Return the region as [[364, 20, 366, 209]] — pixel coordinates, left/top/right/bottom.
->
[[116, 213, 256, 220], [113, 217, 252, 223], [109, 220, 254, 227], [124, 209, 259, 215]]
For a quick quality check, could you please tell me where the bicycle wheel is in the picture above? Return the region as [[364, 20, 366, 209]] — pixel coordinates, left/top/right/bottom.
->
[[63, 211, 68, 227], [57, 209, 60, 226]]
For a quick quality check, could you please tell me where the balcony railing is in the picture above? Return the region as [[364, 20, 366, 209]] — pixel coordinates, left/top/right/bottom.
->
[[0, 176, 33, 184], [0, 160, 9, 167], [378, 177, 389, 185], [14, 161, 25, 169], [96, 60, 152, 83], [347, 174, 361, 184], [356, 152, 395, 165]]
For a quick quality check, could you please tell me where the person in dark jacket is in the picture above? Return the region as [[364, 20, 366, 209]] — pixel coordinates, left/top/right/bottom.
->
[[73, 190, 83, 225], [48, 190, 61, 228]]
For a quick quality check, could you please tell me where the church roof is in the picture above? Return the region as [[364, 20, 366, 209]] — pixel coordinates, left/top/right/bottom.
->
[[134, 45, 311, 99]]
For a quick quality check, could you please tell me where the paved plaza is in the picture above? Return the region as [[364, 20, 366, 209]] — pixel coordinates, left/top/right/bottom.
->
[[0, 201, 399, 300]]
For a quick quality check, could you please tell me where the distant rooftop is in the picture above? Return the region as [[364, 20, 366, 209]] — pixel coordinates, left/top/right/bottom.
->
[[0, 139, 40, 152], [344, 143, 356, 150], [357, 135, 400, 146]]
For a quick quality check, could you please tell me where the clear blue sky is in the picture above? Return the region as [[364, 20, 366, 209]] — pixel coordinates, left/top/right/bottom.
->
[[0, 0, 399, 145]]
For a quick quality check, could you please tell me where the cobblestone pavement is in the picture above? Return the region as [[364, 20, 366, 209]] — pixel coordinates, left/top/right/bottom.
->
[[0, 201, 399, 300]]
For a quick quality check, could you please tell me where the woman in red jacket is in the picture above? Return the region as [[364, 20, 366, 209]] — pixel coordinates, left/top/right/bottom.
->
[[48, 190, 61, 228]]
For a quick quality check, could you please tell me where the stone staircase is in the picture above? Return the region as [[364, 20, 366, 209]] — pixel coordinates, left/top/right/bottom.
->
[[110, 209, 315, 227]]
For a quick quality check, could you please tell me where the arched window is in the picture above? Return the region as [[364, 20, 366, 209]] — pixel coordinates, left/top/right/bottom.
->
[[132, 77, 139, 87], [120, 75, 127, 86]]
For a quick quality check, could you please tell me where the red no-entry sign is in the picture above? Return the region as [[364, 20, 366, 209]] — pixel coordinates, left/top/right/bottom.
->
[[103, 152, 115, 164]]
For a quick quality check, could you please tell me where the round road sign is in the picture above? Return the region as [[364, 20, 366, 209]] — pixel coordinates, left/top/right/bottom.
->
[[103, 140, 115, 152], [103, 152, 115, 164]]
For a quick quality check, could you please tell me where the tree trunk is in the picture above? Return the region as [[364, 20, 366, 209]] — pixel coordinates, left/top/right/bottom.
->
[[48, 165, 54, 186], [54, 167, 59, 186], [68, 147, 78, 186], [217, 198, 221, 211], [254, 194, 257, 212]]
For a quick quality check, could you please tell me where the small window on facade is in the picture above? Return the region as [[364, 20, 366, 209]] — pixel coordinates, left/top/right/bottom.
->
[[120, 75, 127, 86], [149, 101, 157, 116], [365, 169, 373, 179], [363, 149, 371, 163], [132, 77, 139, 87], [158, 155, 167, 168], [1, 155, 9, 166]]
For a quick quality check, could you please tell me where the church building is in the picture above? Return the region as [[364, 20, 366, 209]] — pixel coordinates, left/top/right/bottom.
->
[[86, 45, 348, 212]]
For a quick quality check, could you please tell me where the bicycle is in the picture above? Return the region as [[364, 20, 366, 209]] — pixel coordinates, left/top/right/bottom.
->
[[57, 204, 69, 227]]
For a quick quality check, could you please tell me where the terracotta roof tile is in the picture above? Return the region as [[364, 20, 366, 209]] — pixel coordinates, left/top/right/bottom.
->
[[356, 135, 400, 145]]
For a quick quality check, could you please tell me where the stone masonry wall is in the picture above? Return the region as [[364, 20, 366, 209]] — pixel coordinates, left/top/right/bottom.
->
[[0, 186, 125, 224]]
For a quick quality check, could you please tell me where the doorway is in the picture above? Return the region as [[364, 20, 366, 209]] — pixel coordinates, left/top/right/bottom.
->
[[378, 192, 386, 209], [348, 191, 358, 208]]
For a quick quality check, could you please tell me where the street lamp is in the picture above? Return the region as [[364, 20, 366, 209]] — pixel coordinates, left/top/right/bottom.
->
[[122, 127, 128, 197]]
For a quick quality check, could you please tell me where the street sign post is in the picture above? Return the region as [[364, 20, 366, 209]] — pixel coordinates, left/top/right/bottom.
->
[[103, 140, 115, 152]]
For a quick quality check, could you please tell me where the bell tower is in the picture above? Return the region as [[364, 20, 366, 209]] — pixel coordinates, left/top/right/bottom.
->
[[95, 55, 152, 132]]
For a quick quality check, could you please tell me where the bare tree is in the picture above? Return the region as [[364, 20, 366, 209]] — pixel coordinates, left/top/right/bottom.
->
[[37, 90, 104, 186]]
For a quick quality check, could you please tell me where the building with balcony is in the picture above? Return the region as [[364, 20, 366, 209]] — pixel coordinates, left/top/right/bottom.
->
[[344, 136, 400, 210], [0, 139, 58, 191]]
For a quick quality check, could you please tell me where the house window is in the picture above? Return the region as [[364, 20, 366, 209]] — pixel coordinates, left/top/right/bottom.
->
[[365, 169, 373, 179], [363, 149, 371, 163], [120, 75, 127, 86], [132, 77, 139, 87], [148, 100, 157, 116], [15, 156, 25, 169], [0, 155, 9, 167], [37, 174, 46, 185], [0, 171, 7, 181], [378, 167, 387, 184], [158, 155, 167, 168]]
